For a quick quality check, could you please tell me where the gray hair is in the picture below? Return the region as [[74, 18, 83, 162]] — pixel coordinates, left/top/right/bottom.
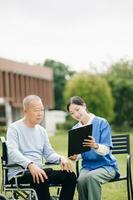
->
[[23, 95, 42, 110]]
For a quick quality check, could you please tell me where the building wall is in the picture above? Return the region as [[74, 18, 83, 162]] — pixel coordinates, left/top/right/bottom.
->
[[0, 71, 54, 108], [0, 58, 54, 130], [45, 110, 66, 136], [0, 97, 6, 126]]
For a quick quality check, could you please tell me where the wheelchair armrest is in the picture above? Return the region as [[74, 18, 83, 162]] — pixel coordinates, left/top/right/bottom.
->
[[0, 194, 8, 200], [4, 163, 28, 187], [3, 163, 25, 169], [14, 169, 28, 185]]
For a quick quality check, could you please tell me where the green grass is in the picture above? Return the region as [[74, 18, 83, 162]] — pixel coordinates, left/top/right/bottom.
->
[[0, 130, 133, 200]]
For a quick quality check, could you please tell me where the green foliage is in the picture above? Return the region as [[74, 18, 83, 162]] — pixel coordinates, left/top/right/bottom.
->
[[56, 115, 77, 130], [104, 59, 133, 127], [0, 126, 7, 135], [63, 72, 114, 122], [44, 59, 75, 110]]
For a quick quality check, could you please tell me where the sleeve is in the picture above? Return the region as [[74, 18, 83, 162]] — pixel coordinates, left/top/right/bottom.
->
[[99, 119, 112, 148], [41, 128, 61, 164], [76, 154, 82, 161], [94, 144, 110, 155], [7, 126, 33, 169]]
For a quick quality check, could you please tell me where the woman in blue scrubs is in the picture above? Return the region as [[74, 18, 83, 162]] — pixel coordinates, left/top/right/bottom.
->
[[67, 96, 120, 200]]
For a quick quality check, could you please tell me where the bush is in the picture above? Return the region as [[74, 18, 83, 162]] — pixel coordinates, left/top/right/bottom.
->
[[64, 72, 114, 122], [0, 126, 7, 136], [56, 116, 77, 130]]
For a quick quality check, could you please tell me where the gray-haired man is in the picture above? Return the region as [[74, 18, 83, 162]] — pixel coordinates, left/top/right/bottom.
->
[[7, 95, 76, 200]]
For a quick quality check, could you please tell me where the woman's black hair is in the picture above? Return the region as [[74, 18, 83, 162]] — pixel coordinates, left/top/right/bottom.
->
[[66, 96, 85, 112]]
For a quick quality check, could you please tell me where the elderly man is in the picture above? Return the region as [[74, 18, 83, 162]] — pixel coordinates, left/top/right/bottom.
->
[[7, 95, 76, 200]]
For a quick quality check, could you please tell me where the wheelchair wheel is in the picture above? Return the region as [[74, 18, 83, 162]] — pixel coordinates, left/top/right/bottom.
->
[[0, 194, 8, 200], [50, 196, 59, 200]]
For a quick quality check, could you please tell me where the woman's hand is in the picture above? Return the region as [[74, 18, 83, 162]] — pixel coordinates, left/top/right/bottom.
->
[[69, 154, 78, 161], [83, 136, 99, 149]]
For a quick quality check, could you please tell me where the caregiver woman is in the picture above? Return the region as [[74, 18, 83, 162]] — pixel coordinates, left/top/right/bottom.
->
[[67, 96, 120, 200]]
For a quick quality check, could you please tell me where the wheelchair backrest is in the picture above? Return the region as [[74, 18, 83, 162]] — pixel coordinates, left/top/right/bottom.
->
[[0, 137, 9, 185]]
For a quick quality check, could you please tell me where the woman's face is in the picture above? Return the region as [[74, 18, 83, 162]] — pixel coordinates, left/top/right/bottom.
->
[[69, 103, 87, 122]]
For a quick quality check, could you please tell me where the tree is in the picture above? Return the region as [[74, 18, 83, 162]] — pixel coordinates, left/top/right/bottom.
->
[[43, 59, 75, 110], [64, 72, 114, 122], [104, 59, 133, 127]]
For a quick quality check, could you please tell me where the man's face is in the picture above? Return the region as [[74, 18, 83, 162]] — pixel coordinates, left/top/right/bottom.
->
[[24, 100, 44, 126]]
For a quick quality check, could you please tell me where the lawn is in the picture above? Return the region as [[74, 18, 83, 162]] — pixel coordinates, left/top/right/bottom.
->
[[0, 129, 133, 200]]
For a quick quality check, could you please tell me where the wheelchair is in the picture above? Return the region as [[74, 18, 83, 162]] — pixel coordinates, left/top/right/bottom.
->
[[0, 136, 60, 200], [0, 194, 8, 200]]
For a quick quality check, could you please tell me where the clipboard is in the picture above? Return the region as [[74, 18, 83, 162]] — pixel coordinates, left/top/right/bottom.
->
[[68, 124, 92, 157]]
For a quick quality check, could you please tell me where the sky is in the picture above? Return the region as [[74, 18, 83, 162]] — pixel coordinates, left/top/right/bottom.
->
[[0, 0, 133, 72]]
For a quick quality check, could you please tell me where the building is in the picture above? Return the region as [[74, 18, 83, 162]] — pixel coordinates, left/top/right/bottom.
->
[[0, 57, 54, 130]]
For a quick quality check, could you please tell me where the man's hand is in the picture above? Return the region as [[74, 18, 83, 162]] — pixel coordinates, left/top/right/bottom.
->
[[28, 163, 48, 183], [60, 156, 73, 172]]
